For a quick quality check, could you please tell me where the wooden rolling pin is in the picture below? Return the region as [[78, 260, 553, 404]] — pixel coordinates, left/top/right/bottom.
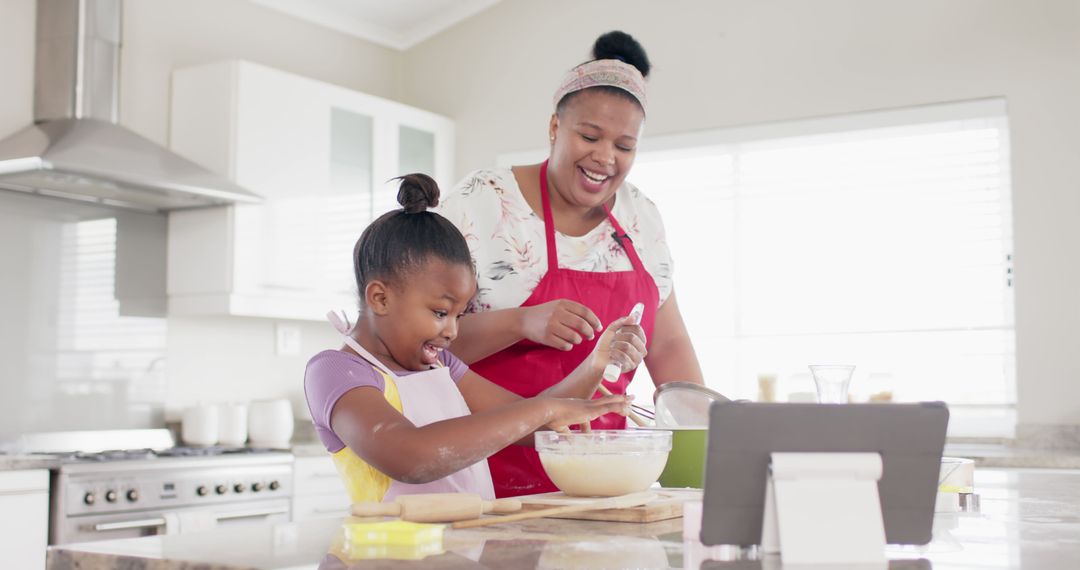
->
[[351, 493, 522, 523], [451, 491, 657, 529]]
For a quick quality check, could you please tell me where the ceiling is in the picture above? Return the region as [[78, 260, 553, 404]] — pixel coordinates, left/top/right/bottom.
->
[[251, 0, 502, 50]]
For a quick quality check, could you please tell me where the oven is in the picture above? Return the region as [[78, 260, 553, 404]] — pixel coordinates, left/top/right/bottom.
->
[[49, 453, 293, 544], [10, 429, 296, 545]]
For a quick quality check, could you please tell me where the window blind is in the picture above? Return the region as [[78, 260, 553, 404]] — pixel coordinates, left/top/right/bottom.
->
[[627, 106, 1014, 430], [56, 218, 167, 395]]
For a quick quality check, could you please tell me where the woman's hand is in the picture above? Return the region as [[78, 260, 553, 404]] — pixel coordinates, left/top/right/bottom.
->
[[542, 394, 631, 432], [586, 315, 648, 377], [519, 299, 603, 351]]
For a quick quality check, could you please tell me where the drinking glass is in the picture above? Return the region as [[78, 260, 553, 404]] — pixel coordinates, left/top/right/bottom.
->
[[809, 365, 855, 404]]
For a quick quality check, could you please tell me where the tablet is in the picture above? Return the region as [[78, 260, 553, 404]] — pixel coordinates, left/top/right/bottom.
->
[[700, 401, 948, 546]]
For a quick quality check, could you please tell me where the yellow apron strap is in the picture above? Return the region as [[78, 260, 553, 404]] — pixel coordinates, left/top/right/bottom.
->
[[329, 370, 402, 503]]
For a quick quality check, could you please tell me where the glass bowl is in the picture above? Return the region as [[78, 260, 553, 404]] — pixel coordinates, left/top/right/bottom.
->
[[535, 430, 672, 497]]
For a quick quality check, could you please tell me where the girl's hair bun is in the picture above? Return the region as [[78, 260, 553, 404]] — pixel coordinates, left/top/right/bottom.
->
[[396, 173, 440, 214], [592, 30, 651, 78]]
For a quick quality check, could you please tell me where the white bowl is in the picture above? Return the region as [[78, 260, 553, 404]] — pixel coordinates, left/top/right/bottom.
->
[[218, 403, 248, 447], [247, 399, 293, 448], [181, 404, 219, 447]]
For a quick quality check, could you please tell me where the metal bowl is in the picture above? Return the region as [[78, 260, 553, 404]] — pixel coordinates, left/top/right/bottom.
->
[[653, 382, 730, 428]]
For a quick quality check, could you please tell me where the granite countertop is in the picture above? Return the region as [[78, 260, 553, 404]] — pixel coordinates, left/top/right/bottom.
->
[[5, 441, 1079, 474], [0, 454, 60, 471], [283, 440, 1080, 467], [46, 468, 1080, 569], [944, 442, 1080, 469], [290, 442, 331, 457]]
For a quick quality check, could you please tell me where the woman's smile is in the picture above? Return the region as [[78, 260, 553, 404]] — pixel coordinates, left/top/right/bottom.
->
[[577, 165, 614, 194], [547, 89, 644, 212]]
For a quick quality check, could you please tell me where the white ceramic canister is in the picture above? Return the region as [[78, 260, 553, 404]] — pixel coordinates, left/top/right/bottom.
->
[[218, 402, 248, 447], [248, 399, 294, 448], [181, 403, 219, 447]]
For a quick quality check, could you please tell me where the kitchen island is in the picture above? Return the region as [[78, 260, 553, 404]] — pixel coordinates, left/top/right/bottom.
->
[[47, 468, 1080, 569]]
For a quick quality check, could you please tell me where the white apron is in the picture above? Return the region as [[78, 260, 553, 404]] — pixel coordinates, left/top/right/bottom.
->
[[327, 311, 495, 501]]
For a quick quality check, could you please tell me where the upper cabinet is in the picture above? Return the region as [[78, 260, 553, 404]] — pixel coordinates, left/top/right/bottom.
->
[[167, 60, 454, 320]]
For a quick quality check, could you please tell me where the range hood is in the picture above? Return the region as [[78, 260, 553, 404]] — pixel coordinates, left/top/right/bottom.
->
[[0, 0, 260, 212]]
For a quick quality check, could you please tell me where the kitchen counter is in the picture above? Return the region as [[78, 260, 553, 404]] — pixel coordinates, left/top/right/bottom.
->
[[290, 442, 331, 457], [46, 468, 1080, 569], [945, 442, 1080, 469], [0, 453, 60, 471], [7, 441, 1078, 471]]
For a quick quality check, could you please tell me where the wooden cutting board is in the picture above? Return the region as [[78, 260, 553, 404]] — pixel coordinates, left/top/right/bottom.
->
[[517, 488, 702, 523]]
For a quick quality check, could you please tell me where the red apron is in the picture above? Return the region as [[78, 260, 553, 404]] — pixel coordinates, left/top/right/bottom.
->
[[471, 160, 660, 498]]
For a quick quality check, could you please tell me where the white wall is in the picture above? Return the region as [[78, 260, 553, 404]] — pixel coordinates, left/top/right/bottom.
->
[[122, 0, 400, 419], [0, 0, 402, 421], [120, 0, 404, 148], [3, 0, 1078, 435], [0, 0, 36, 139], [400, 0, 1080, 432]]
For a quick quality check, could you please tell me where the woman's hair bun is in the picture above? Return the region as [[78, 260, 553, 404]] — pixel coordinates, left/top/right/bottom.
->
[[592, 30, 651, 78], [395, 173, 440, 214]]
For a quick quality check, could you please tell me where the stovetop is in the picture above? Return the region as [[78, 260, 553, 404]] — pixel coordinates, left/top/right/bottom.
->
[[43, 445, 285, 463], [8, 428, 294, 473]]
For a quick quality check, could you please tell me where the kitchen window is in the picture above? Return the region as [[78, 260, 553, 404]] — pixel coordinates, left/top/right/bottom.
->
[[55, 216, 169, 423], [629, 99, 1015, 437], [498, 98, 1015, 437]]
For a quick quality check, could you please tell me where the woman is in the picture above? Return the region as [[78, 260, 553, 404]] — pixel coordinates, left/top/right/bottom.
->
[[437, 30, 704, 498]]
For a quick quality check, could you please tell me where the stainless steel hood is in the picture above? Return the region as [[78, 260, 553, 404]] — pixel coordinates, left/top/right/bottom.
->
[[0, 0, 260, 212]]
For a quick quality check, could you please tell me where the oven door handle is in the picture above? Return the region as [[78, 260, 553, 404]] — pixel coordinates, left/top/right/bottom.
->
[[89, 507, 288, 532], [215, 506, 290, 521], [93, 517, 167, 531]]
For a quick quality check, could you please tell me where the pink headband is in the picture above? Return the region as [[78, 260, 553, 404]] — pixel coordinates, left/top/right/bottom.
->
[[552, 59, 648, 115]]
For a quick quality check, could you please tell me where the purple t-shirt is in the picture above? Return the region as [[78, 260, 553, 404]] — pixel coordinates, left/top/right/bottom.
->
[[303, 349, 469, 453]]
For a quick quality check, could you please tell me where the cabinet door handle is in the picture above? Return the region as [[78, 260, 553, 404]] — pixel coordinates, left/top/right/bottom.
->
[[310, 507, 347, 515], [93, 517, 167, 531], [215, 506, 290, 521]]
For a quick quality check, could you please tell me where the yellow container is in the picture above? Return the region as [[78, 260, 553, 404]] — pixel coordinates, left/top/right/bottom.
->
[[340, 520, 444, 561]]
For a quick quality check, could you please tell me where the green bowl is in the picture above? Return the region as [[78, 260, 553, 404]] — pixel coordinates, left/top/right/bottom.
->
[[636, 427, 708, 488]]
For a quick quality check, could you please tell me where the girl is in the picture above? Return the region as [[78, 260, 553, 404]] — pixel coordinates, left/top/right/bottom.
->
[[304, 174, 646, 502]]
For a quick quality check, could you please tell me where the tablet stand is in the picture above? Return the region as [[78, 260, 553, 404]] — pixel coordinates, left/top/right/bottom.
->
[[761, 452, 887, 565]]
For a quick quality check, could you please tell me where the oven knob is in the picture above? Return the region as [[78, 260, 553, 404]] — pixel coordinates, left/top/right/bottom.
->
[[233, 483, 245, 493], [215, 484, 227, 495], [126, 489, 139, 502], [269, 480, 280, 491], [252, 482, 264, 492], [196, 485, 209, 496], [105, 490, 118, 503], [83, 492, 96, 505]]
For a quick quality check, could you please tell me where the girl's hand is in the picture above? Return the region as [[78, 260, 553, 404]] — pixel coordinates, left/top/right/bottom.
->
[[542, 394, 632, 432], [519, 300, 603, 351], [586, 315, 648, 378]]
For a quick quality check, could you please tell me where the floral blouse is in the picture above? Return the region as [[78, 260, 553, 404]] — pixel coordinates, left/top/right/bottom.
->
[[436, 168, 674, 313]]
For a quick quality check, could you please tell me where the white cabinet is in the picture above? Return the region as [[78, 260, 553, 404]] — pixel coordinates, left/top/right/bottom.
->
[[291, 455, 351, 522], [168, 60, 454, 320], [0, 470, 49, 569]]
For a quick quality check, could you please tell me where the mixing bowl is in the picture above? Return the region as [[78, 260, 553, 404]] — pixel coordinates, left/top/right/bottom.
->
[[631, 426, 708, 488], [654, 381, 729, 428], [535, 430, 672, 497]]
